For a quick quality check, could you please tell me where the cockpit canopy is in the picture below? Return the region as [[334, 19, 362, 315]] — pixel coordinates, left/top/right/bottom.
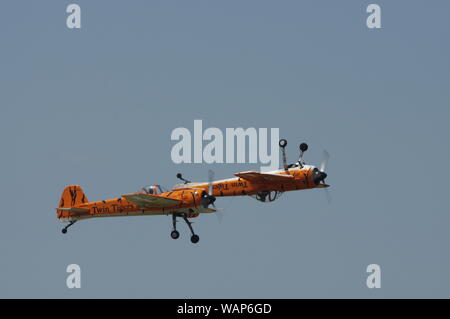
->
[[139, 184, 167, 195]]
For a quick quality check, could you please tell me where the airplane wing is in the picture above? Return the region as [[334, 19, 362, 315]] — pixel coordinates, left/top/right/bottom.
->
[[234, 171, 294, 183], [122, 193, 181, 208]]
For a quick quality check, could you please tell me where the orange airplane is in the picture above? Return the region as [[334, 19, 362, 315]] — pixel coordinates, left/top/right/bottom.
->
[[56, 140, 330, 243]]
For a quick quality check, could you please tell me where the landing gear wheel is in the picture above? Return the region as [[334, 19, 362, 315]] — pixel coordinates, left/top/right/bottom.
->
[[191, 234, 200, 244], [171, 230, 180, 240], [61, 220, 76, 234]]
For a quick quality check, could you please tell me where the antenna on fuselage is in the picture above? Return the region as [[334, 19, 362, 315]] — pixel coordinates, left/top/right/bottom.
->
[[279, 139, 288, 171], [176, 173, 191, 184], [298, 143, 308, 168]]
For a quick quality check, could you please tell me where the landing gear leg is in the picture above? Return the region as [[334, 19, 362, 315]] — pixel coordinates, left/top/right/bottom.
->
[[62, 221, 77, 234], [170, 214, 180, 240], [182, 214, 199, 244]]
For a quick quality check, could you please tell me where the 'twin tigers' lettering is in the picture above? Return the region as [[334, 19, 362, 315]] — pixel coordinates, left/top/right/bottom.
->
[[91, 205, 134, 214]]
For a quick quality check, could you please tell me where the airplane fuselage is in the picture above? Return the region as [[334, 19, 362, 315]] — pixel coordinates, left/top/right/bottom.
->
[[57, 166, 325, 223], [176, 165, 322, 197]]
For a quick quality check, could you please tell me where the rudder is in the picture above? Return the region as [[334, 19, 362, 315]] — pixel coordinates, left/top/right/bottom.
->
[[59, 185, 89, 208]]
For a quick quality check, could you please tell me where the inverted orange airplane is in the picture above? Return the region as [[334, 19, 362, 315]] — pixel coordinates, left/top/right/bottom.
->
[[56, 140, 330, 243]]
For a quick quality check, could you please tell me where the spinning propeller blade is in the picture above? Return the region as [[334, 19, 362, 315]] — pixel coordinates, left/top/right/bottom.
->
[[320, 150, 331, 204], [201, 169, 217, 209], [208, 169, 214, 196], [324, 186, 332, 204], [320, 150, 330, 173], [207, 169, 224, 223]]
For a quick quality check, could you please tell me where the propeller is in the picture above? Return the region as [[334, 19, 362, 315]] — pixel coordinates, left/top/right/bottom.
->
[[201, 169, 217, 209], [311, 149, 331, 203], [205, 169, 224, 223], [319, 150, 331, 204], [319, 150, 330, 173], [313, 150, 329, 184], [324, 187, 332, 204], [208, 169, 214, 200]]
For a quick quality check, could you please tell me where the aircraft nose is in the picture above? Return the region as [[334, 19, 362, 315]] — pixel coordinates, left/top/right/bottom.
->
[[313, 170, 327, 185], [201, 191, 216, 208]]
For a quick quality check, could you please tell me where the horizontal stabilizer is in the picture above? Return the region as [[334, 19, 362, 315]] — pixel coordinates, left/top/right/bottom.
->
[[56, 207, 90, 215]]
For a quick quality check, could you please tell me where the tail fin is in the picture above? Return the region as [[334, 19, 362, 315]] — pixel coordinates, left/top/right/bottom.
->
[[57, 185, 89, 220], [59, 185, 88, 208]]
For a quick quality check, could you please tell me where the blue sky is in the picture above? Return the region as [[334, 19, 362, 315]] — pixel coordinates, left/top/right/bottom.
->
[[1, 0, 449, 298]]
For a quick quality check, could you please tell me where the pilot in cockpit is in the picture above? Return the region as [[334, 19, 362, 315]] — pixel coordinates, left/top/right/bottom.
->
[[141, 185, 155, 194], [140, 185, 166, 195]]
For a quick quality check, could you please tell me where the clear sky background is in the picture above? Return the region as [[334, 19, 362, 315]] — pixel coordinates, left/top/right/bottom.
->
[[1, 0, 449, 298]]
